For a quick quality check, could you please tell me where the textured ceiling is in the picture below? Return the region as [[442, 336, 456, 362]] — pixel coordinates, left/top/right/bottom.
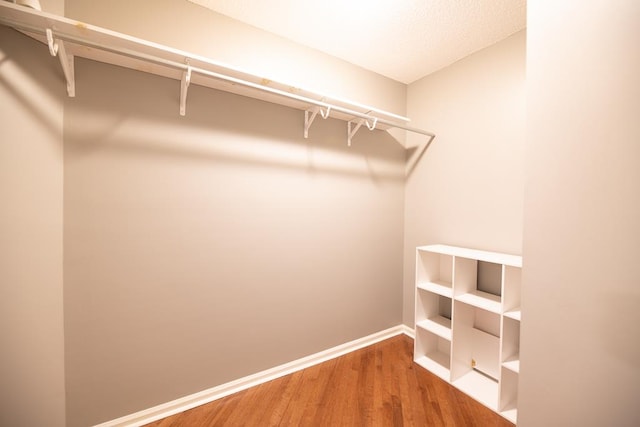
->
[[187, 0, 526, 84]]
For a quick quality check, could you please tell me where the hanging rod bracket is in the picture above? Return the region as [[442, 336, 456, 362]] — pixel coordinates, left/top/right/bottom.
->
[[347, 116, 377, 146], [180, 62, 192, 116], [46, 28, 58, 56], [365, 117, 378, 131], [347, 118, 364, 147], [303, 105, 330, 138], [46, 28, 75, 97]]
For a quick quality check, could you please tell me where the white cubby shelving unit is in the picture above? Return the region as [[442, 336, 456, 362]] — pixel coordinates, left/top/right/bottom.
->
[[414, 244, 522, 424]]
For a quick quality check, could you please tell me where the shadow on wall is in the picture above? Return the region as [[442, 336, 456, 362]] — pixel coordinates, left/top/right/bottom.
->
[[0, 27, 65, 139], [405, 135, 436, 177], [56, 58, 406, 183]]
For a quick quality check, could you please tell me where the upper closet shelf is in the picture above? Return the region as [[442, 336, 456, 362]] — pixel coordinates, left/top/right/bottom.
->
[[0, 2, 435, 146]]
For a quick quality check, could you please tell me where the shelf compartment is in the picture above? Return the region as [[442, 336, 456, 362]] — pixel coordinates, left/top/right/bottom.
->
[[500, 367, 519, 423], [453, 257, 503, 313], [416, 316, 452, 341], [416, 249, 453, 289], [471, 327, 500, 380], [452, 300, 501, 387], [416, 290, 452, 332], [502, 316, 520, 373], [455, 290, 502, 313], [452, 370, 499, 410], [414, 327, 451, 381], [477, 261, 502, 297], [503, 265, 522, 314], [415, 353, 451, 382]]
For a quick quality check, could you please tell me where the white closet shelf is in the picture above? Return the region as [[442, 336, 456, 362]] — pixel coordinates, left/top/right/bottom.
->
[[504, 309, 522, 321], [452, 370, 498, 410], [455, 290, 502, 314], [415, 353, 450, 380], [502, 357, 520, 373], [0, 2, 435, 145], [417, 281, 453, 298], [501, 407, 518, 424], [416, 316, 452, 340]]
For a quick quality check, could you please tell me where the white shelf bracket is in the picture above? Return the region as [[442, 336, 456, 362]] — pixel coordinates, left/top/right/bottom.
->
[[365, 117, 378, 131], [347, 119, 363, 147], [180, 64, 192, 116], [46, 28, 58, 56], [303, 105, 330, 138], [46, 28, 75, 97], [347, 117, 378, 146]]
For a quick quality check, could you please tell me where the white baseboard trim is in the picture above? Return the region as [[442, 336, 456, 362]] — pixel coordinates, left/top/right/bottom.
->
[[95, 324, 409, 427], [400, 324, 415, 339]]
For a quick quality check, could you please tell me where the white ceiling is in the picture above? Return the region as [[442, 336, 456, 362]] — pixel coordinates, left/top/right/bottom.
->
[[187, 0, 526, 84]]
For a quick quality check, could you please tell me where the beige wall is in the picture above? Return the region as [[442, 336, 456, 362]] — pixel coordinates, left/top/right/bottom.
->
[[403, 32, 526, 324], [0, 27, 66, 427], [13, 2, 639, 426], [519, 1, 640, 426], [63, 58, 405, 426], [40, 0, 63, 15], [53, 3, 409, 425]]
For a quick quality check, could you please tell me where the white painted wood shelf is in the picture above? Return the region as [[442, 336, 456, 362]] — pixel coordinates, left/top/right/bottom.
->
[[504, 309, 521, 321], [414, 244, 523, 424], [415, 353, 450, 381], [452, 369, 499, 410], [502, 407, 518, 424], [416, 316, 452, 341], [502, 357, 520, 374], [417, 281, 453, 298], [0, 2, 435, 146], [456, 290, 502, 313]]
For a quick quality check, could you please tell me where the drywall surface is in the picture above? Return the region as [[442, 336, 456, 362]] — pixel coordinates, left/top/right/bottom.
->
[[40, 0, 63, 15], [64, 0, 407, 124], [63, 59, 405, 426], [0, 28, 66, 427], [403, 32, 526, 324], [519, 1, 640, 426]]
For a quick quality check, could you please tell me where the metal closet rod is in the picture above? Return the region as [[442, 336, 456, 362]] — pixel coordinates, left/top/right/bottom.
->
[[5, 18, 434, 138]]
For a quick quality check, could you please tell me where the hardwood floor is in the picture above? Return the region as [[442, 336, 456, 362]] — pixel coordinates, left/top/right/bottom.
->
[[145, 334, 514, 426]]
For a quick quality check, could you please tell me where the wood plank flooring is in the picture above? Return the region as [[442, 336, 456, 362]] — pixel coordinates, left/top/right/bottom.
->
[[145, 334, 514, 426]]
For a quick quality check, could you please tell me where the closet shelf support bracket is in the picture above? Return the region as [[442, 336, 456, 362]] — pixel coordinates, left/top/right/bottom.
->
[[180, 64, 192, 116], [347, 116, 377, 146], [347, 119, 363, 146], [303, 105, 330, 138], [46, 28, 75, 97]]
